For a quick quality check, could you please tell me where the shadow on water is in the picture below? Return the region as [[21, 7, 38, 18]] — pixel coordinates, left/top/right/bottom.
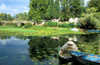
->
[[27, 36, 69, 65], [59, 56, 85, 65], [0, 33, 100, 65]]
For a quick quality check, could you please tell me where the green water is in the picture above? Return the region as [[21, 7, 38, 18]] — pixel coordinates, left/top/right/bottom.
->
[[0, 34, 100, 65]]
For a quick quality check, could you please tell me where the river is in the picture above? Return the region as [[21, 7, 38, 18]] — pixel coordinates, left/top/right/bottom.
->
[[0, 34, 99, 65]]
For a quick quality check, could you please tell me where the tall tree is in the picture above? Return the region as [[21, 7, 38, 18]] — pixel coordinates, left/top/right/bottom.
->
[[7, 14, 12, 21], [1, 13, 7, 20], [45, 0, 55, 20], [60, 0, 72, 21], [28, 0, 49, 22], [0, 13, 3, 21], [70, 0, 84, 17], [14, 12, 28, 21], [0, 13, 7, 21], [28, 8, 34, 20], [87, 0, 100, 12], [54, 0, 60, 19]]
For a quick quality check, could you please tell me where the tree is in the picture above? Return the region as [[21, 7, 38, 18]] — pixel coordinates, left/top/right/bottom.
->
[[61, 4, 67, 21], [28, 8, 33, 20], [14, 12, 28, 21], [7, 14, 12, 21], [28, 0, 49, 22], [78, 12, 100, 29], [0, 13, 7, 21], [70, 0, 84, 17], [87, 0, 100, 12], [0, 13, 3, 21], [3, 13, 7, 20], [23, 12, 28, 20], [45, 0, 55, 20], [54, 0, 60, 19], [86, 7, 97, 14], [60, 0, 72, 21]]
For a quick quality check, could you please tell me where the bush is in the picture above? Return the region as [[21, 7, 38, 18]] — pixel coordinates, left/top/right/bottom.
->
[[76, 23, 80, 28], [24, 22, 32, 28], [69, 22, 75, 28], [78, 13, 100, 29], [62, 23, 69, 28], [43, 22, 47, 27], [0, 22, 3, 25], [37, 19, 42, 24], [6, 22, 18, 27], [46, 21, 57, 27], [53, 22, 57, 27], [58, 23, 62, 27], [86, 7, 97, 14]]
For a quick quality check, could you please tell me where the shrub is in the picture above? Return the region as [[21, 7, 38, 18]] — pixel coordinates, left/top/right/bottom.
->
[[0, 22, 3, 25], [6, 22, 18, 27], [24, 22, 32, 28], [75, 23, 80, 28], [53, 22, 57, 27], [69, 22, 75, 28], [46, 21, 57, 27], [77, 13, 100, 29], [62, 23, 69, 28], [86, 7, 97, 14], [37, 19, 42, 24], [58, 23, 62, 27], [43, 22, 47, 27]]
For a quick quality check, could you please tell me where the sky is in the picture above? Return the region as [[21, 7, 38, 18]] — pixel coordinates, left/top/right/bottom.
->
[[0, 0, 90, 16]]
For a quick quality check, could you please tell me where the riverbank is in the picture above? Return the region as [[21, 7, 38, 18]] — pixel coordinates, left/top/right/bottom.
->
[[0, 26, 87, 36]]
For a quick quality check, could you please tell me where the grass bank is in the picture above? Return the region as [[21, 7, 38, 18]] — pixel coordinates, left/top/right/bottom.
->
[[0, 26, 87, 36]]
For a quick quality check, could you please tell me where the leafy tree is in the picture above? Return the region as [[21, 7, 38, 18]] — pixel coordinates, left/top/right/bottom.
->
[[0, 13, 3, 21], [78, 12, 100, 29], [3, 13, 7, 20], [28, 0, 49, 22], [45, 0, 55, 20], [7, 14, 12, 21], [60, 0, 72, 21], [70, 0, 84, 17], [60, 5, 67, 21], [28, 9, 33, 20], [0, 13, 7, 21], [0, 13, 14, 21], [86, 7, 97, 14], [54, 0, 60, 19], [23, 12, 28, 17], [87, 0, 100, 12], [14, 12, 28, 21], [45, 6, 51, 20]]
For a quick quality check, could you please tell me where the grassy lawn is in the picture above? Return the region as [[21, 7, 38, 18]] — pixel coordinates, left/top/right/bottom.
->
[[0, 26, 87, 36]]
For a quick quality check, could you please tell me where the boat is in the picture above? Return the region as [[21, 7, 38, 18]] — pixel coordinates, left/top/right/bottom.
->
[[88, 30, 100, 33], [59, 41, 78, 59], [70, 28, 78, 32], [68, 51, 100, 65]]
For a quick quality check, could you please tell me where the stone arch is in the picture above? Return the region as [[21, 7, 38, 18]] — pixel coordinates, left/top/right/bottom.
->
[[20, 23, 25, 27]]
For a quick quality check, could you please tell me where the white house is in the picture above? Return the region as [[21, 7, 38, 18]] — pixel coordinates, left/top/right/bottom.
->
[[69, 18, 79, 25]]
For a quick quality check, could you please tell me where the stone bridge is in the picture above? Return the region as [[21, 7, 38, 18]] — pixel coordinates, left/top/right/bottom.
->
[[13, 21, 29, 26], [1, 20, 32, 26]]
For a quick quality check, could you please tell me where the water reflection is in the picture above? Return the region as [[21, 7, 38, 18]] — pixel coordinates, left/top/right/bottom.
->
[[0, 36, 32, 65], [0, 34, 99, 65], [28, 36, 68, 65]]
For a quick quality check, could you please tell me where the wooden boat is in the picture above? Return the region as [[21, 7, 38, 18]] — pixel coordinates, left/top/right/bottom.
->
[[70, 28, 78, 32], [68, 51, 100, 65], [88, 30, 100, 32], [59, 41, 78, 59]]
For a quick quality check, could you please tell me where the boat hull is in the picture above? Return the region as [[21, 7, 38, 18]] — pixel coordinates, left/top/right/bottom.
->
[[69, 51, 100, 65]]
